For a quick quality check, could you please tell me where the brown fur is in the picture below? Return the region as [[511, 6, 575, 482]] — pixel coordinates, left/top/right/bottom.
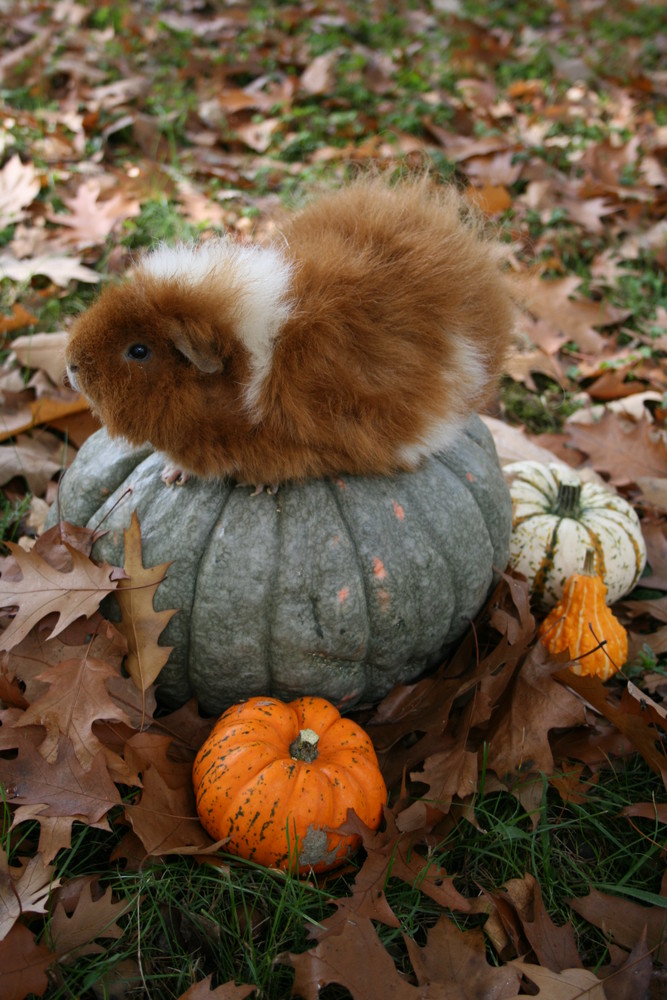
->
[[65, 176, 515, 483]]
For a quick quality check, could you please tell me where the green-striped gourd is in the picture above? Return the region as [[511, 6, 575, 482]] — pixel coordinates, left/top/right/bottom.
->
[[506, 460, 646, 608]]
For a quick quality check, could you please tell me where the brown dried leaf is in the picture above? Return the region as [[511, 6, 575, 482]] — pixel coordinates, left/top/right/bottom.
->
[[11, 331, 68, 384], [566, 412, 667, 486], [569, 888, 667, 964], [557, 671, 667, 774], [280, 917, 422, 1000], [513, 273, 630, 354], [0, 155, 41, 228], [509, 961, 605, 998], [122, 733, 215, 856], [17, 656, 132, 769], [404, 915, 521, 998], [50, 878, 126, 963], [0, 252, 100, 286], [486, 644, 587, 779], [0, 849, 61, 941], [0, 431, 67, 494], [177, 976, 256, 999], [46, 181, 139, 249], [115, 512, 175, 692], [0, 922, 54, 1000], [0, 542, 117, 651]]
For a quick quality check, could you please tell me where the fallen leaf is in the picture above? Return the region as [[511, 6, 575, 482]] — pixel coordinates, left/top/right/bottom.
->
[[556, 671, 667, 774], [0, 304, 38, 335], [0, 922, 54, 1000], [176, 976, 256, 999], [46, 181, 139, 249], [0, 849, 61, 941], [0, 155, 41, 228], [569, 888, 667, 964], [486, 643, 587, 779], [50, 878, 126, 963], [0, 393, 91, 443], [0, 253, 100, 286], [114, 512, 175, 692], [566, 412, 667, 486], [280, 917, 422, 1000], [404, 914, 521, 997], [0, 432, 67, 494], [122, 733, 215, 856], [0, 542, 118, 651], [0, 734, 120, 862], [17, 656, 132, 769], [11, 330, 68, 384], [509, 961, 606, 998]]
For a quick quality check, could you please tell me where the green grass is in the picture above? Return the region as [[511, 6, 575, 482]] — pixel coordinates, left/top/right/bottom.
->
[[0, 493, 32, 547], [20, 751, 664, 997]]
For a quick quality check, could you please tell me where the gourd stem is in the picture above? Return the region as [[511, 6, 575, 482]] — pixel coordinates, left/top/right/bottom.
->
[[583, 548, 596, 576], [553, 482, 581, 517], [289, 728, 320, 763]]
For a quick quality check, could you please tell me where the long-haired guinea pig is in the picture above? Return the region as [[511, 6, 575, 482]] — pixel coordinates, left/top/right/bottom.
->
[[65, 176, 514, 487]]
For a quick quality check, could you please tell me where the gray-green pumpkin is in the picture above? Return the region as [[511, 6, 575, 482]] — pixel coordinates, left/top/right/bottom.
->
[[45, 414, 511, 714]]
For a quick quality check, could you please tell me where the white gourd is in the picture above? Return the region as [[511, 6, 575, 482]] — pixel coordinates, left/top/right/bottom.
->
[[505, 461, 646, 608]]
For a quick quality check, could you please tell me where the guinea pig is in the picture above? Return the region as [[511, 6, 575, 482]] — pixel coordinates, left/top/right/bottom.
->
[[65, 176, 515, 487]]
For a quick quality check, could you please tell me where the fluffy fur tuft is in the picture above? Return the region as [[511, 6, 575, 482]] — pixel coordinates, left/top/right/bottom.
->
[[65, 176, 515, 483]]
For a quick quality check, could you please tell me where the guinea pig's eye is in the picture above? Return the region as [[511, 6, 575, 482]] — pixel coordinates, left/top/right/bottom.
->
[[126, 344, 151, 361]]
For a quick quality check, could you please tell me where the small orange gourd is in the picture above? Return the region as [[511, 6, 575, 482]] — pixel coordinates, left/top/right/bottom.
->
[[538, 549, 628, 680], [192, 695, 387, 873]]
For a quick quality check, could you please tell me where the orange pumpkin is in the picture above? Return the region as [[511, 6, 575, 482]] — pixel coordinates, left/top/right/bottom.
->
[[538, 549, 628, 680], [192, 695, 387, 873]]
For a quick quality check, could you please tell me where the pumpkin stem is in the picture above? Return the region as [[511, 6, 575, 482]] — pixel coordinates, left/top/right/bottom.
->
[[553, 481, 581, 517], [289, 728, 320, 763], [582, 548, 596, 576]]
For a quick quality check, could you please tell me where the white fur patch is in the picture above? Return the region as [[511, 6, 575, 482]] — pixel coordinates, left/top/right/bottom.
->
[[139, 239, 293, 412], [396, 338, 489, 464]]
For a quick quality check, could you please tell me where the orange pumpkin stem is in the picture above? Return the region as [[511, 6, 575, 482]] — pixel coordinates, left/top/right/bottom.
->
[[289, 728, 320, 763]]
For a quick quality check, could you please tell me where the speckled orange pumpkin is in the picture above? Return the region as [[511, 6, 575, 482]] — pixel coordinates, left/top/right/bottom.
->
[[538, 550, 628, 680], [192, 695, 387, 873]]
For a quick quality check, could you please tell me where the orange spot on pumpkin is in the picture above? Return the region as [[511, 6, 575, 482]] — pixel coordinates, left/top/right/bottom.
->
[[377, 588, 390, 611], [338, 587, 350, 604], [373, 557, 387, 581], [466, 472, 476, 482], [392, 501, 405, 521]]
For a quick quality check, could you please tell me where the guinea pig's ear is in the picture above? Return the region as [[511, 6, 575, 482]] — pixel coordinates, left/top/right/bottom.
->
[[168, 323, 224, 374]]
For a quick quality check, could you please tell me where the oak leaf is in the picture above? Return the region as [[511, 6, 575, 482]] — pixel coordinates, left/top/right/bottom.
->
[[0, 922, 54, 1000], [46, 181, 139, 249], [0, 734, 120, 862], [566, 411, 667, 486], [509, 961, 605, 998], [0, 431, 67, 494], [122, 733, 216, 856], [0, 542, 118, 651], [0, 849, 60, 941], [115, 512, 176, 691], [11, 330, 68, 384], [0, 155, 40, 228], [0, 252, 100, 286], [404, 915, 521, 998], [485, 643, 587, 779], [177, 976, 256, 999], [50, 878, 126, 963], [280, 916, 423, 1000], [17, 655, 132, 769]]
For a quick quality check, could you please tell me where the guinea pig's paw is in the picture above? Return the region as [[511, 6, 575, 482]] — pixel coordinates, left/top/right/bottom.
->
[[161, 464, 190, 487], [234, 480, 279, 497]]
